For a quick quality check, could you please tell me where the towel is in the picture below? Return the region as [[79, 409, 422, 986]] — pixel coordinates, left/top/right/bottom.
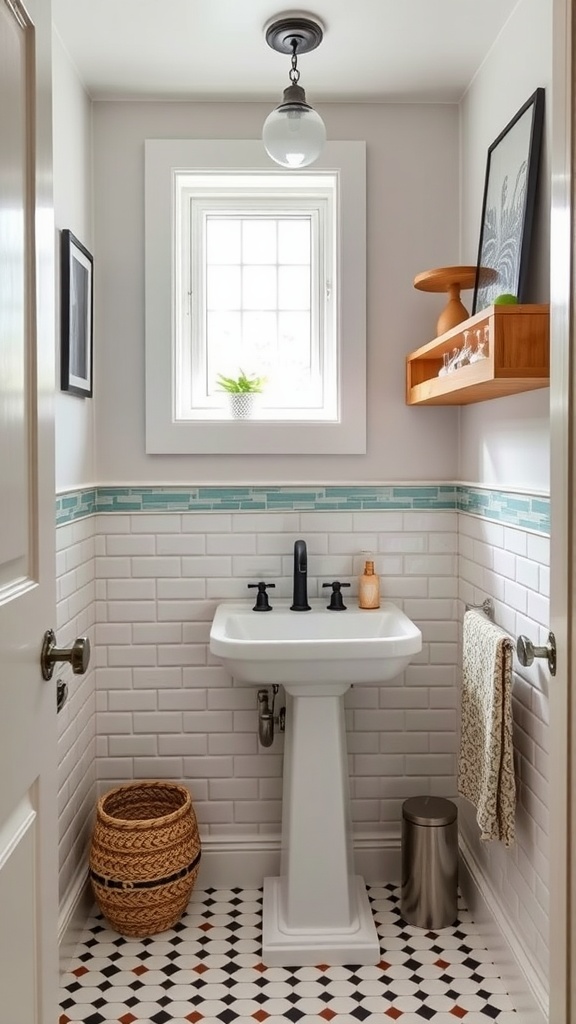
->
[[458, 609, 516, 846]]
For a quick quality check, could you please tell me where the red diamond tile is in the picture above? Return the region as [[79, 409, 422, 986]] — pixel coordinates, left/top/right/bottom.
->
[[378, 959, 392, 970], [435, 958, 451, 969], [315, 963, 330, 971], [252, 1011, 269, 1022], [193, 963, 209, 974], [119, 1015, 138, 1024], [59, 1016, 72, 1024], [186, 1014, 204, 1023], [198, 922, 213, 931], [253, 962, 267, 973], [72, 966, 89, 977], [132, 965, 148, 976], [385, 1010, 403, 1020], [450, 1008, 468, 1019], [319, 1009, 337, 1020]]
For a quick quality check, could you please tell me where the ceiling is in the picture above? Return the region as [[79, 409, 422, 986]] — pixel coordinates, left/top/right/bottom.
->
[[52, 0, 520, 104]]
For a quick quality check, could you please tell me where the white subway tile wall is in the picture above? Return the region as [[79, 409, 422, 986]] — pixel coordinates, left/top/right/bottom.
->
[[459, 513, 550, 992], [56, 516, 97, 903], [91, 510, 459, 835], [56, 505, 549, 1000]]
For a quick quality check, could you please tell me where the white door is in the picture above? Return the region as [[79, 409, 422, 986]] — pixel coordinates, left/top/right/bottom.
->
[[0, 0, 58, 1022]]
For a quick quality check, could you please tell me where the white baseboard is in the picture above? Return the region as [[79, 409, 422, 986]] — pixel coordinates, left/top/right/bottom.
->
[[58, 857, 92, 976], [196, 835, 281, 888], [459, 832, 547, 1024], [196, 831, 401, 889]]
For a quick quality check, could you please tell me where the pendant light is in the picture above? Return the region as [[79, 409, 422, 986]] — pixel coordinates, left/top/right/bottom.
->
[[262, 16, 326, 169]]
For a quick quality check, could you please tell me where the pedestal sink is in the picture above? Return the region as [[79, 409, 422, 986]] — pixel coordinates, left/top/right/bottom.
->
[[209, 599, 422, 966]]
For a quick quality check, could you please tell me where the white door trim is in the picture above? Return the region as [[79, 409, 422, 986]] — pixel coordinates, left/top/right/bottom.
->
[[549, 0, 573, 1019]]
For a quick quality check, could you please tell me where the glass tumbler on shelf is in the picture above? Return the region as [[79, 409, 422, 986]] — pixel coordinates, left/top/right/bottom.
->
[[470, 326, 489, 362], [438, 352, 450, 376], [454, 331, 472, 369], [469, 328, 481, 363], [446, 347, 460, 373]]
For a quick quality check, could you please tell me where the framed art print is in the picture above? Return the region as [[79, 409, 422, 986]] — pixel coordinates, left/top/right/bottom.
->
[[61, 229, 93, 397], [473, 88, 545, 314]]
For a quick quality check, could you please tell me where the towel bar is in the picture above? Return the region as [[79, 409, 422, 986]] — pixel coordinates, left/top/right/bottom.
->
[[464, 598, 494, 621], [465, 598, 557, 677]]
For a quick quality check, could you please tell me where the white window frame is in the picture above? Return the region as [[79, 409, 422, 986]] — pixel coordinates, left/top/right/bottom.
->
[[145, 140, 366, 455], [177, 180, 335, 419]]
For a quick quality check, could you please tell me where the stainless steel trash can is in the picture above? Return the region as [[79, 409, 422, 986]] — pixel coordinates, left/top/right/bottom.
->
[[401, 796, 458, 929]]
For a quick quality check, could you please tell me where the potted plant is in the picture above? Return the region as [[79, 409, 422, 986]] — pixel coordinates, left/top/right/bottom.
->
[[216, 369, 266, 419]]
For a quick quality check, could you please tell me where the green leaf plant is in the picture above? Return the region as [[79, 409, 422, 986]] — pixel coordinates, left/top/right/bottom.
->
[[216, 369, 266, 393]]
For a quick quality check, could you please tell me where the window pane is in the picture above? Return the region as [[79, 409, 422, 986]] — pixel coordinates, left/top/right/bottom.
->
[[278, 266, 311, 310], [206, 266, 241, 310], [279, 312, 311, 369], [206, 311, 241, 392], [242, 312, 277, 363], [242, 220, 276, 264], [242, 266, 277, 309], [206, 219, 241, 264], [278, 219, 310, 264]]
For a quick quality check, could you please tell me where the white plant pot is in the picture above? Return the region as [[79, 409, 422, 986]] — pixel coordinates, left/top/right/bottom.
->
[[229, 393, 256, 419]]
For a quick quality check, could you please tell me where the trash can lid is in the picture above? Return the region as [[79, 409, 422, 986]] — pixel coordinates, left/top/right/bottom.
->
[[403, 796, 457, 826]]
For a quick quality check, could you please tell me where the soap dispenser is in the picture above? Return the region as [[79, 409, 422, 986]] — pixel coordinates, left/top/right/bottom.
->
[[358, 559, 380, 609]]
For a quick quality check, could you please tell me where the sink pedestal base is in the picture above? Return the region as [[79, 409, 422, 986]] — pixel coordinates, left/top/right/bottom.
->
[[261, 690, 380, 967], [262, 874, 380, 966]]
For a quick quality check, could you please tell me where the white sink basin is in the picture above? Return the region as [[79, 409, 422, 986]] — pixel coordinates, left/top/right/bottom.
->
[[209, 598, 422, 691]]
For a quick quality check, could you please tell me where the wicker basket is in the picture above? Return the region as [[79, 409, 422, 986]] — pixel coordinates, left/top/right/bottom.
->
[[89, 781, 201, 937]]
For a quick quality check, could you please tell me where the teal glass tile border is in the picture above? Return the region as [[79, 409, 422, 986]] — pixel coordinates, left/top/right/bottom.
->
[[55, 488, 97, 526], [457, 486, 550, 534], [55, 484, 550, 534]]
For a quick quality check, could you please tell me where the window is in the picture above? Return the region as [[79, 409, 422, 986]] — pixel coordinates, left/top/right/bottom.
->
[[176, 174, 336, 421], [145, 140, 365, 454]]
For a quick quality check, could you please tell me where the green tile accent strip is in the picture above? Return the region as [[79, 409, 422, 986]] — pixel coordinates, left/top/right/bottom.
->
[[55, 488, 97, 526], [457, 486, 550, 533], [55, 484, 550, 534]]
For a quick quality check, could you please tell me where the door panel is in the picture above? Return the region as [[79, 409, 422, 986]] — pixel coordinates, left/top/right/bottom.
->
[[0, 793, 39, 1023], [0, 0, 57, 1021]]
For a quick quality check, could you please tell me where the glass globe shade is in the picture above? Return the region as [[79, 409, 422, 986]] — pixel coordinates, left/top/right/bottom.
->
[[263, 102, 326, 168]]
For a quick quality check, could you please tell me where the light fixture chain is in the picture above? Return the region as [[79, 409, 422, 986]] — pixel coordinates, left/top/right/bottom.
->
[[289, 39, 300, 84]]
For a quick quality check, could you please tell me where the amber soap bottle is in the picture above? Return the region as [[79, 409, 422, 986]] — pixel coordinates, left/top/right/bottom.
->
[[358, 559, 380, 609]]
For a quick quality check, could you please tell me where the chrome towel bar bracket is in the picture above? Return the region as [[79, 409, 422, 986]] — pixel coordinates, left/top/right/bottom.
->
[[465, 598, 494, 621], [517, 632, 557, 676]]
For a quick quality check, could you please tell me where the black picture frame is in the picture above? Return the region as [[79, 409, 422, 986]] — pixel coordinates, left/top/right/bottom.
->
[[61, 229, 93, 397], [472, 88, 545, 314]]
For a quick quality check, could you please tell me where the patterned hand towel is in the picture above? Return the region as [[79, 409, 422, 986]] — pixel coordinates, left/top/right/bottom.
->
[[458, 609, 516, 846]]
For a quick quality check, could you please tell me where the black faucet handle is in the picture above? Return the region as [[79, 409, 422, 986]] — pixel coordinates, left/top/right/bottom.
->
[[322, 580, 350, 610], [248, 581, 275, 612]]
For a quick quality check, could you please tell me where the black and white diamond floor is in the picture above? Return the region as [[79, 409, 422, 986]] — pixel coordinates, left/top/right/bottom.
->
[[60, 884, 517, 1024]]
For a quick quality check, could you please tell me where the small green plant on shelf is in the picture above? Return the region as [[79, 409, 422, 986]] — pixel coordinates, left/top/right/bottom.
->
[[215, 369, 266, 393]]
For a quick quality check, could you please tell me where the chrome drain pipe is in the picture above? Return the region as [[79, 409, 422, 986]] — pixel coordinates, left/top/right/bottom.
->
[[257, 685, 285, 747]]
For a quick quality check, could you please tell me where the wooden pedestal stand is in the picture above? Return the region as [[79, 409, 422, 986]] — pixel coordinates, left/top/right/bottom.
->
[[414, 266, 478, 336]]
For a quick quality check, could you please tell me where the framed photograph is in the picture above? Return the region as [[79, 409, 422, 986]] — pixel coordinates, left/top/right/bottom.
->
[[472, 88, 545, 314], [61, 229, 93, 397]]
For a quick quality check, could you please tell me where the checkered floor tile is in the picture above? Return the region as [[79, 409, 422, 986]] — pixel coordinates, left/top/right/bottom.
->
[[60, 884, 517, 1023]]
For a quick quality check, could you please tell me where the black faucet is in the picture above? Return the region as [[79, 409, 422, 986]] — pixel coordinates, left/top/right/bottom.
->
[[291, 539, 311, 611]]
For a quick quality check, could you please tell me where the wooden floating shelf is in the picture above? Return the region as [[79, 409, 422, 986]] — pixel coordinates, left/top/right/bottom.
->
[[405, 304, 550, 406]]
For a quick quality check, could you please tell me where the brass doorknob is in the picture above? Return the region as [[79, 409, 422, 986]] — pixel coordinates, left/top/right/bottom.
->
[[41, 629, 91, 681]]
